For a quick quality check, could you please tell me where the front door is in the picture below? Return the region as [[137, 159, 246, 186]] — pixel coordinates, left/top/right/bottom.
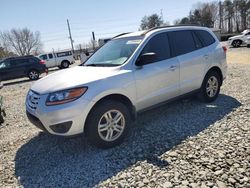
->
[[134, 32, 180, 111]]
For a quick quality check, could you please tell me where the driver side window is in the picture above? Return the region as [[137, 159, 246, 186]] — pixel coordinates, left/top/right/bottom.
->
[[140, 33, 171, 65]]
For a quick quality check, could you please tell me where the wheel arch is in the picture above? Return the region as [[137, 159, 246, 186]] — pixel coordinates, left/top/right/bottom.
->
[[61, 59, 70, 65], [206, 66, 223, 86], [84, 93, 136, 132]]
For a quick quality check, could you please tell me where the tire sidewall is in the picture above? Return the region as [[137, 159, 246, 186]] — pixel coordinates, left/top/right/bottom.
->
[[200, 71, 221, 103], [85, 100, 131, 149]]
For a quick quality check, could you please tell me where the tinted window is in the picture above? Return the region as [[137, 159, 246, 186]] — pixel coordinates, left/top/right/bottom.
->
[[56, 51, 72, 57], [39, 54, 48, 60], [192, 32, 203, 49], [10, 59, 27, 66], [246, 32, 250, 36], [48, 53, 53, 59], [169, 30, 196, 56], [29, 58, 37, 64], [0, 61, 10, 69], [140, 33, 171, 63], [194, 30, 215, 46]]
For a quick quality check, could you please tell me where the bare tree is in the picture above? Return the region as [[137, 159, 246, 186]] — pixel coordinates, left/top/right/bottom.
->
[[0, 28, 43, 56]]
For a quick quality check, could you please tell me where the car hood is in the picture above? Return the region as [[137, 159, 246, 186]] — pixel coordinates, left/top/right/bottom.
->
[[31, 66, 123, 94], [229, 35, 243, 40]]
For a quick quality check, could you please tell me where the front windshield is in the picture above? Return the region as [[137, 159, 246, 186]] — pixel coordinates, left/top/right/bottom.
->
[[84, 36, 143, 66]]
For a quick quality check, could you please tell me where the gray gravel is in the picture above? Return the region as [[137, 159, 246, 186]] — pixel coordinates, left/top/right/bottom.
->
[[0, 62, 249, 187]]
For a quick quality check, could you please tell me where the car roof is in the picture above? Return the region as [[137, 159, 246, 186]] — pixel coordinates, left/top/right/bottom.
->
[[6, 55, 35, 60], [115, 25, 210, 39]]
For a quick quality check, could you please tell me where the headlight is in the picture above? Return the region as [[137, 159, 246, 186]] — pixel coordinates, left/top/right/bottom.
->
[[46, 87, 87, 106]]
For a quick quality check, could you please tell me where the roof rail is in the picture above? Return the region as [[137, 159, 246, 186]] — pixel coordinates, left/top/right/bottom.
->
[[141, 24, 202, 35], [112, 32, 132, 39]]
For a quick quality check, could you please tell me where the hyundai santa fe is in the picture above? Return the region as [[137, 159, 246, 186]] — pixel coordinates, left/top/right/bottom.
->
[[26, 26, 227, 148]]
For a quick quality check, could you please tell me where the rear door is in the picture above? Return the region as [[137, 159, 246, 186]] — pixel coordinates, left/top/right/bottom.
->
[[47, 53, 56, 67], [9, 58, 28, 79], [169, 30, 209, 95]]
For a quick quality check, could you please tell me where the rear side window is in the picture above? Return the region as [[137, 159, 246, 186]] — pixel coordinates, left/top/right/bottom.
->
[[29, 58, 38, 64], [192, 32, 203, 49], [194, 30, 215, 46], [56, 51, 72, 57], [10, 59, 27, 66], [141, 32, 171, 63], [169, 30, 196, 56]]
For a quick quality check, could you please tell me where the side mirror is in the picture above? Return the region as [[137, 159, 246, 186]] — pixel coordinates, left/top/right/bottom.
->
[[136, 52, 156, 66], [85, 52, 90, 56]]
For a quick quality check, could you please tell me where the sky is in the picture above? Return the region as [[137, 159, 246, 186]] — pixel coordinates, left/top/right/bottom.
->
[[1, 0, 216, 52]]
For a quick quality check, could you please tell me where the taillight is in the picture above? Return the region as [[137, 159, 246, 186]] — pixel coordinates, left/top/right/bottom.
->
[[222, 46, 227, 53], [39, 60, 45, 65]]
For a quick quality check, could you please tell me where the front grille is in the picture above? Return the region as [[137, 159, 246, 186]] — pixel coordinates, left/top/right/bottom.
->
[[27, 90, 40, 110]]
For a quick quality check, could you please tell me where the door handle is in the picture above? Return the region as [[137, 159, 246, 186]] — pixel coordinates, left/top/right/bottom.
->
[[169, 65, 177, 71]]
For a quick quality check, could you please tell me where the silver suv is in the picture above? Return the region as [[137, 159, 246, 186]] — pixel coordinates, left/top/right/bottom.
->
[[26, 26, 227, 148]]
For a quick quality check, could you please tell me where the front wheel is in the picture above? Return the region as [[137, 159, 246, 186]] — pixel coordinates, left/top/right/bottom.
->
[[198, 71, 221, 103], [28, 70, 39, 80], [85, 100, 131, 149]]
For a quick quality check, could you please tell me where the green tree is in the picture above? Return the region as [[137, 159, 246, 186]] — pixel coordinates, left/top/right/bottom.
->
[[140, 14, 163, 30]]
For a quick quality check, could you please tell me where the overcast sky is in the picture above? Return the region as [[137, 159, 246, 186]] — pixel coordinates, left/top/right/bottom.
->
[[1, 0, 216, 52]]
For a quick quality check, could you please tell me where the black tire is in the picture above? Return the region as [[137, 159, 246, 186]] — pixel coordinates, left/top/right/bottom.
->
[[0, 109, 5, 124], [28, 70, 39, 80], [247, 44, 250, 48], [198, 71, 221, 103], [61, 61, 70, 68], [85, 100, 131, 149], [0, 114, 4, 124], [232, 40, 242, 48]]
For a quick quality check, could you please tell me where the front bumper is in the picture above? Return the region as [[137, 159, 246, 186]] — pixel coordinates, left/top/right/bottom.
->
[[26, 92, 95, 136]]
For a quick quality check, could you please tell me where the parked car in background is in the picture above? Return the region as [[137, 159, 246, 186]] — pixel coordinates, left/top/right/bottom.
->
[[0, 55, 47, 81], [38, 50, 75, 69], [26, 26, 227, 148], [228, 29, 250, 47]]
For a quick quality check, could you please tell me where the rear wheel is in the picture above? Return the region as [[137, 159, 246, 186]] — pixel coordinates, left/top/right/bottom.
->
[[198, 71, 221, 103], [85, 100, 131, 149], [232, 40, 242, 48], [28, 70, 39, 80], [61, 61, 69, 69]]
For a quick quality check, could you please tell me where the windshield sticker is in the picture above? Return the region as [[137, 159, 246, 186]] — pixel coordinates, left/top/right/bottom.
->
[[126, 40, 142, 44]]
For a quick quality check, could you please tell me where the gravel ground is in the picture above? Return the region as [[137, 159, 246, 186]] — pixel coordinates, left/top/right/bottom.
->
[[0, 49, 249, 187]]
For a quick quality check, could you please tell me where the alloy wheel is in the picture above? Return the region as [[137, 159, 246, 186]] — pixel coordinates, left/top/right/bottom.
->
[[206, 76, 219, 98], [98, 110, 125, 142]]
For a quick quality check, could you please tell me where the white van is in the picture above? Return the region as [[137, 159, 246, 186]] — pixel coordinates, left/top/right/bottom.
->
[[38, 50, 75, 69]]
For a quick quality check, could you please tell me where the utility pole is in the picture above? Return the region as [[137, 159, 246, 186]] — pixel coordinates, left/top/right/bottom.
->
[[67, 19, 74, 52], [92, 31, 96, 50], [160, 9, 163, 21], [219, 1, 222, 31]]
